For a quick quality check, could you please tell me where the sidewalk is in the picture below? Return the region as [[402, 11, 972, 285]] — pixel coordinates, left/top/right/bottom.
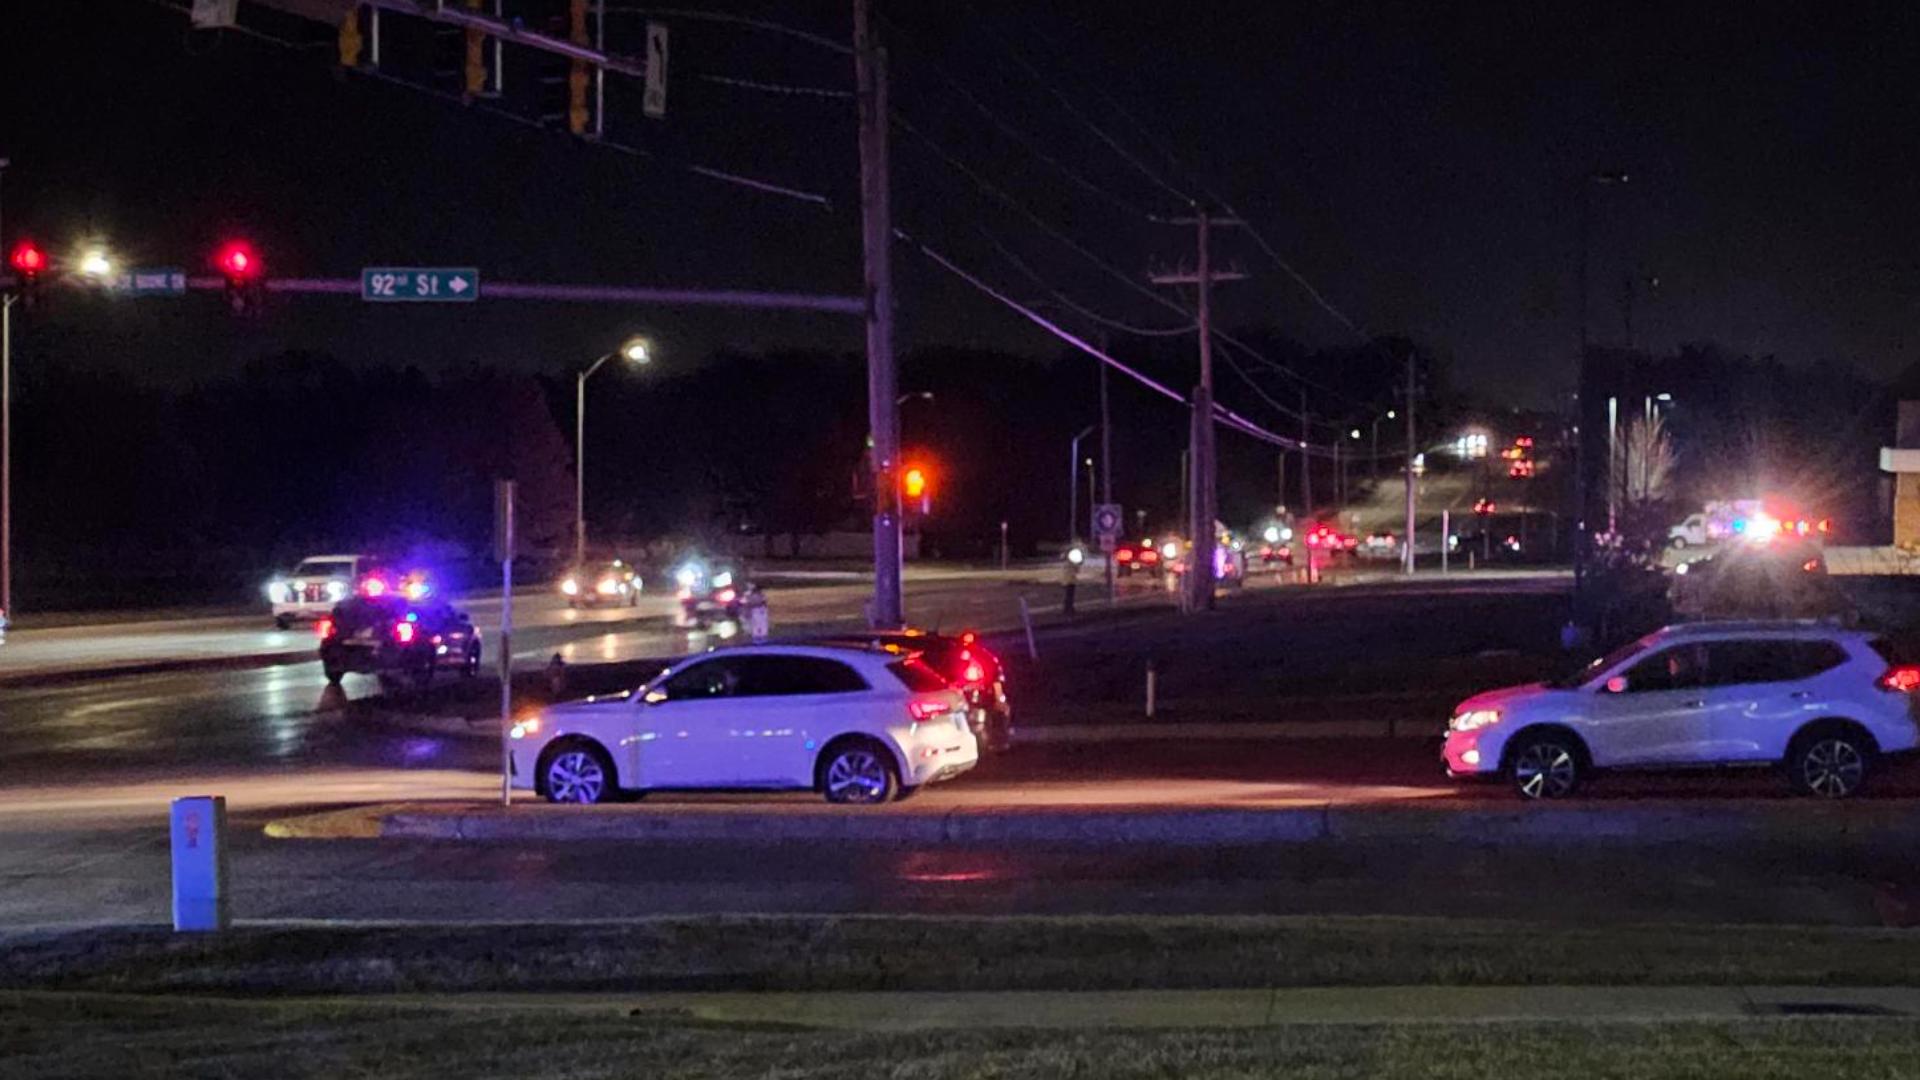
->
[[366, 984, 1920, 1027], [266, 795, 1920, 849]]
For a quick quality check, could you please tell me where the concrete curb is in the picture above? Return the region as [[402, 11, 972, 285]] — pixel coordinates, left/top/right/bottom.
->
[[358, 985, 1920, 1028], [270, 799, 1920, 849], [0, 649, 311, 689]]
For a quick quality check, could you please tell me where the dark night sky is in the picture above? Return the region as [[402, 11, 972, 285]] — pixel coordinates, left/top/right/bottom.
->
[[5, 1, 1920, 408]]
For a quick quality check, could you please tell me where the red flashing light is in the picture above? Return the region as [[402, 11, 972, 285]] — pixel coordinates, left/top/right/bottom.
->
[[361, 576, 388, 597], [394, 621, 416, 644], [215, 241, 259, 280], [962, 659, 986, 684], [8, 240, 47, 277], [315, 617, 335, 640], [715, 587, 737, 604], [959, 631, 977, 646], [1880, 665, 1920, 693]]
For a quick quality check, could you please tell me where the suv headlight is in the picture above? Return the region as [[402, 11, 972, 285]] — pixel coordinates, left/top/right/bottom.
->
[[1449, 709, 1501, 732]]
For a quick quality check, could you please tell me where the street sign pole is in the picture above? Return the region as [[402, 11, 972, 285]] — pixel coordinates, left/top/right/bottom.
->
[[494, 479, 515, 806]]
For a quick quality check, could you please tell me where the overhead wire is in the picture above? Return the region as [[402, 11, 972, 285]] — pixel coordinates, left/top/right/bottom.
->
[[952, 1, 1399, 407], [977, 229, 1195, 338], [898, 229, 1307, 451], [875, 12, 1164, 223], [953, 0, 1193, 207]]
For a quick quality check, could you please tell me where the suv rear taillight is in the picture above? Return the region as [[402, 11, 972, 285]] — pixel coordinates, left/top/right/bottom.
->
[[394, 621, 417, 644], [315, 617, 335, 640], [1879, 664, 1920, 692], [908, 698, 953, 723]]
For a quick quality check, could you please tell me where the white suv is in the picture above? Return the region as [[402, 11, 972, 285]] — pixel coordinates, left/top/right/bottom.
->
[[510, 644, 978, 805], [1444, 622, 1920, 799]]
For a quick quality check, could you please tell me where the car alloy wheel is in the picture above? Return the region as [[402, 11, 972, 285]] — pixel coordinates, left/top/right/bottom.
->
[[824, 747, 893, 804], [545, 749, 609, 804], [1511, 740, 1579, 799], [1799, 738, 1865, 798]]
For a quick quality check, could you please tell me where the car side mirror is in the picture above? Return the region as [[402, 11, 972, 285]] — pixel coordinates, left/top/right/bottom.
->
[[1603, 675, 1628, 694]]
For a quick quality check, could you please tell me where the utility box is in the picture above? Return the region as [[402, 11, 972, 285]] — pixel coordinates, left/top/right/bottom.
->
[[170, 795, 229, 932]]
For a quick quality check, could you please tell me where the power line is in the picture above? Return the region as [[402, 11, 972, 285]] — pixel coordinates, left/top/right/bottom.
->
[[957, 3, 1391, 365], [695, 72, 852, 100], [898, 229, 1307, 451], [601, 7, 850, 55], [953, 0, 1192, 207], [897, 114, 1367, 428], [875, 12, 1161, 222], [978, 229, 1194, 338]]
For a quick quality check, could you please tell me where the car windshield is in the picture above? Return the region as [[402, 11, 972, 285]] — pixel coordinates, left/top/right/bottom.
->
[[1547, 635, 1657, 689], [295, 560, 352, 578]]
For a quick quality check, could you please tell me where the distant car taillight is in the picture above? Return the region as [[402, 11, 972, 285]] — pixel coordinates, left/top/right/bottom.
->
[[1115, 548, 1133, 563], [394, 621, 417, 644], [1879, 665, 1920, 692], [315, 618, 335, 639], [908, 698, 953, 722]]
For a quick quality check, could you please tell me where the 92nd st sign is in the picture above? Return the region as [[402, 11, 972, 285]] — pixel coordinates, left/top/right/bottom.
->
[[361, 267, 480, 303]]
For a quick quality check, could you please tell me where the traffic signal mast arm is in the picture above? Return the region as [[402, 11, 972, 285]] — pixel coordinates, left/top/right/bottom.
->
[[344, 0, 649, 79]]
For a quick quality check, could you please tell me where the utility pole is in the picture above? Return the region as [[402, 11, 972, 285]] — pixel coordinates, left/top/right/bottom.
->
[[1099, 335, 1115, 603], [1152, 209, 1244, 613], [1, 155, 11, 621], [1403, 345, 1417, 575], [854, 0, 902, 628]]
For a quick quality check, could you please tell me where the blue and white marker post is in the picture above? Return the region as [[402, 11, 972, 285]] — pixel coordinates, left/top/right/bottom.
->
[[170, 795, 229, 932]]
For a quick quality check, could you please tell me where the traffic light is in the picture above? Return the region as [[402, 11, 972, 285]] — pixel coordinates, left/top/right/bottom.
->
[[8, 240, 47, 305], [902, 465, 931, 515], [214, 240, 261, 312]]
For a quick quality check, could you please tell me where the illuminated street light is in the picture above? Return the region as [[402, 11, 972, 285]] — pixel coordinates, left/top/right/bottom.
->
[[77, 248, 113, 279], [576, 335, 656, 567]]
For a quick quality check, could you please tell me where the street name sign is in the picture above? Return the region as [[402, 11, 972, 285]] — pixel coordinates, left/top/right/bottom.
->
[[117, 268, 188, 296], [361, 267, 480, 302]]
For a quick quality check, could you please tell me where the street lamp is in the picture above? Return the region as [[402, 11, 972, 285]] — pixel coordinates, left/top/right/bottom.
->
[[1067, 424, 1096, 546], [76, 247, 113, 280], [575, 335, 653, 570]]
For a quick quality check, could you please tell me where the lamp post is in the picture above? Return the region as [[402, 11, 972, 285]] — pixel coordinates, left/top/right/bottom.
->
[[1068, 424, 1095, 547], [574, 335, 652, 570], [1370, 409, 1396, 484], [1577, 169, 1629, 589]]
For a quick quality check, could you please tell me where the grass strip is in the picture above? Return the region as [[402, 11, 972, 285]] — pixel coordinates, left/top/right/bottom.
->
[[4, 914, 1919, 995], [2, 990, 1916, 1080]]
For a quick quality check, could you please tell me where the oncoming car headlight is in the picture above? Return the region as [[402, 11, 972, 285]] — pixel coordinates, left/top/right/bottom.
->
[[596, 577, 620, 596], [1449, 709, 1501, 732], [560, 577, 580, 596]]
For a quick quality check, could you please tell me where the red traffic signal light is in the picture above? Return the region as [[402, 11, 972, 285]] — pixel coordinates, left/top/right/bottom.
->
[[214, 241, 259, 281], [8, 240, 47, 279], [214, 240, 262, 313]]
